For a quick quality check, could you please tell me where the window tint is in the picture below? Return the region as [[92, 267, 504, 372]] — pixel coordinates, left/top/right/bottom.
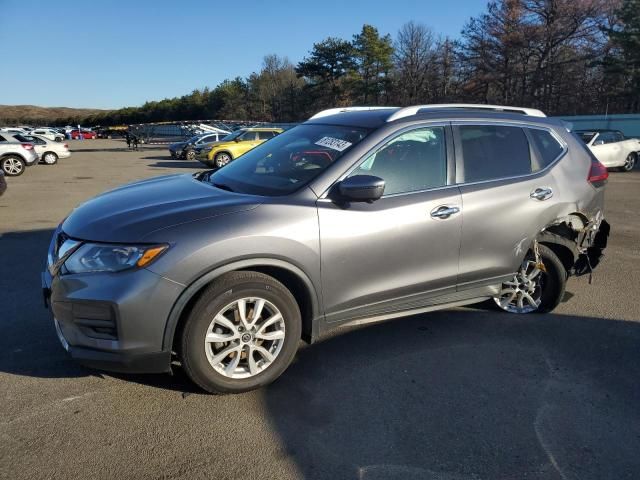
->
[[350, 127, 447, 195], [458, 125, 530, 183], [0, 135, 7, 142], [527, 128, 564, 169], [241, 131, 257, 141], [257, 131, 275, 140]]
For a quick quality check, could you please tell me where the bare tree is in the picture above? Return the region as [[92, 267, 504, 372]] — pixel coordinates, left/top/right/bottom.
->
[[394, 21, 436, 105]]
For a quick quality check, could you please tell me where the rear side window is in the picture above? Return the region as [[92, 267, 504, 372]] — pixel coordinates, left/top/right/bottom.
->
[[457, 125, 531, 183], [0, 135, 7, 142], [527, 128, 564, 170], [257, 131, 274, 140]]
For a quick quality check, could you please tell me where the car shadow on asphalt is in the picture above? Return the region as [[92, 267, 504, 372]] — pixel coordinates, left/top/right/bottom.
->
[[2, 228, 640, 478]]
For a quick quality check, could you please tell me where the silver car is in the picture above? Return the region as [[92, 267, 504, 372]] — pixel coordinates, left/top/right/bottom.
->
[[0, 132, 39, 176], [42, 104, 609, 393]]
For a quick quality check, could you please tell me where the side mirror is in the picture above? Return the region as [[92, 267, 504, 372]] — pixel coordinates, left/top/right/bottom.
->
[[593, 139, 604, 146], [337, 175, 385, 202], [234, 137, 241, 142]]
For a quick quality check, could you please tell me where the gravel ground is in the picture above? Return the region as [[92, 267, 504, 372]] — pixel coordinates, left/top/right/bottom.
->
[[1, 139, 639, 480]]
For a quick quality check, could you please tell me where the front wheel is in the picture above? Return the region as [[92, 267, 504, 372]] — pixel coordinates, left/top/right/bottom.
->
[[180, 271, 301, 394], [493, 244, 566, 314], [42, 152, 58, 165], [214, 152, 232, 168], [621, 153, 636, 172]]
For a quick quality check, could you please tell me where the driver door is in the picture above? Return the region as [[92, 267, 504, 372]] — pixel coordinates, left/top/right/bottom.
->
[[318, 125, 462, 324]]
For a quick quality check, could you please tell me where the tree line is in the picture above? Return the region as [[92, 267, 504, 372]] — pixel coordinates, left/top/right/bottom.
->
[[53, 0, 640, 126]]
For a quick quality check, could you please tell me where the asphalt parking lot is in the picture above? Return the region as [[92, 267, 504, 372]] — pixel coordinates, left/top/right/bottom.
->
[[1, 139, 639, 479]]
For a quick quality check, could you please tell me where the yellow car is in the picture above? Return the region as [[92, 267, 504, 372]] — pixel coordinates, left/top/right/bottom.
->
[[204, 127, 283, 168]]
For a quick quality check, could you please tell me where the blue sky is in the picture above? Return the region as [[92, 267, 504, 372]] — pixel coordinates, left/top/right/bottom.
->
[[0, 0, 486, 109]]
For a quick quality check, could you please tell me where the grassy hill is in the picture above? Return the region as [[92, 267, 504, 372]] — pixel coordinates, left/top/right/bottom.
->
[[0, 105, 111, 126]]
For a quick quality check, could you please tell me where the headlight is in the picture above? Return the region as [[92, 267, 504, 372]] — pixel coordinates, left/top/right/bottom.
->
[[64, 243, 168, 274]]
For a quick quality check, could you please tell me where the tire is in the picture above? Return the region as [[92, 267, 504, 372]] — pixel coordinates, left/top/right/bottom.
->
[[185, 150, 197, 161], [180, 271, 301, 394], [54, 137, 62, 142], [1, 155, 26, 176], [493, 244, 566, 314], [214, 152, 232, 168], [42, 152, 58, 165], [621, 153, 636, 172]]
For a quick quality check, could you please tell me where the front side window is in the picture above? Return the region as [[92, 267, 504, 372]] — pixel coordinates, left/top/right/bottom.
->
[[240, 131, 258, 141], [209, 124, 369, 196], [527, 128, 564, 170], [457, 125, 531, 183], [349, 127, 447, 195]]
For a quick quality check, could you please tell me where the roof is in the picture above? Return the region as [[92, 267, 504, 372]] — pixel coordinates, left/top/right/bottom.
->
[[243, 126, 284, 131], [305, 106, 559, 129]]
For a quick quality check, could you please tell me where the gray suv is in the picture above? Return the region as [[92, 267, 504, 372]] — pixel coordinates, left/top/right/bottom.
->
[[42, 104, 610, 394]]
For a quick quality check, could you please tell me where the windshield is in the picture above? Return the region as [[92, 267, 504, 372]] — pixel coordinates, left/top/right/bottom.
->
[[221, 130, 245, 142], [209, 124, 370, 196]]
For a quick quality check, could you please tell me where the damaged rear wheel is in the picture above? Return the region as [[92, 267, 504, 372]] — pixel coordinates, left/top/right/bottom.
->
[[494, 244, 566, 314]]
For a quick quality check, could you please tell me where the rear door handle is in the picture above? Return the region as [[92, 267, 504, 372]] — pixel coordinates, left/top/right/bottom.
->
[[430, 205, 460, 219], [530, 187, 553, 201]]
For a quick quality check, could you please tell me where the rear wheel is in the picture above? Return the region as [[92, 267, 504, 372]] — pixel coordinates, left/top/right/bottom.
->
[[42, 152, 58, 165], [1, 156, 26, 176], [180, 271, 301, 394], [493, 244, 566, 314], [214, 152, 232, 168], [185, 150, 197, 161], [621, 153, 636, 172]]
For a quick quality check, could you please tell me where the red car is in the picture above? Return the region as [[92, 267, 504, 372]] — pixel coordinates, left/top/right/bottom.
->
[[71, 130, 97, 140]]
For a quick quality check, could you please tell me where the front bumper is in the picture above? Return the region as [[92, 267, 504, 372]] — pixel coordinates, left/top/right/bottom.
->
[[42, 255, 184, 374]]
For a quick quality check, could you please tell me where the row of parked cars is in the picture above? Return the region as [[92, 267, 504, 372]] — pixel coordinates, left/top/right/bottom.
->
[[0, 127, 72, 177], [169, 127, 283, 168], [169, 125, 638, 174]]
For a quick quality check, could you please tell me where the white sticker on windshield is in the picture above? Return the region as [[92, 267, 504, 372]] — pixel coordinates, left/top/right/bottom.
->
[[314, 136, 352, 152]]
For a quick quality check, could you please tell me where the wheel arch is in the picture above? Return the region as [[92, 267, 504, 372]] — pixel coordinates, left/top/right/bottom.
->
[[163, 258, 322, 354]]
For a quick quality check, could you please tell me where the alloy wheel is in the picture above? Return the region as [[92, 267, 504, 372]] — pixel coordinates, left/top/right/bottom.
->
[[494, 259, 544, 313], [3, 158, 24, 175], [215, 153, 231, 168], [204, 297, 286, 379], [43, 153, 58, 164], [623, 154, 636, 171]]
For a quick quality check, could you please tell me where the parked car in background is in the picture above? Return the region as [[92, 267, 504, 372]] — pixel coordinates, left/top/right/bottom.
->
[[576, 129, 640, 172], [182, 133, 228, 161], [203, 127, 283, 167], [20, 134, 71, 165], [0, 132, 39, 176], [71, 129, 97, 140], [42, 104, 609, 393], [30, 128, 65, 142], [0, 127, 29, 135], [169, 133, 223, 160], [0, 170, 6, 196]]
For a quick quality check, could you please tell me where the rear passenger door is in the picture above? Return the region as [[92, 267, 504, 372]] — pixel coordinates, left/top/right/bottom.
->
[[453, 123, 565, 291]]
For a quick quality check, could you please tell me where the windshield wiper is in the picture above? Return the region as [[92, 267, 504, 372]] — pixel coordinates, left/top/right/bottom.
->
[[211, 182, 235, 192]]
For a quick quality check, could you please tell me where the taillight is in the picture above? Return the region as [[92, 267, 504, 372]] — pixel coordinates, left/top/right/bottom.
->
[[21, 143, 34, 150], [64, 144, 69, 149], [588, 158, 608, 186]]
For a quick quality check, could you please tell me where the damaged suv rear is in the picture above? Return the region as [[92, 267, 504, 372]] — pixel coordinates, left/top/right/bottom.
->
[[43, 103, 609, 393]]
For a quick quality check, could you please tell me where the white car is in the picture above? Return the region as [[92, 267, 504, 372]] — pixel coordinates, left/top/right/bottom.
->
[[576, 129, 640, 172], [19, 134, 71, 165], [30, 128, 65, 142]]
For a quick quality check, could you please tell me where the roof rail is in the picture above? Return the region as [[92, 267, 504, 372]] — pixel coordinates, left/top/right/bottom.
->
[[386, 104, 546, 122], [309, 106, 396, 120]]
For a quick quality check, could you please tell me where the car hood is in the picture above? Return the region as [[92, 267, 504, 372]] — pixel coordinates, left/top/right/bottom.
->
[[169, 141, 186, 149], [62, 173, 261, 242]]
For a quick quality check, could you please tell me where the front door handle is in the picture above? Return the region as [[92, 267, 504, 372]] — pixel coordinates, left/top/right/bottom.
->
[[430, 205, 460, 219], [530, 187, 553, 201]]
